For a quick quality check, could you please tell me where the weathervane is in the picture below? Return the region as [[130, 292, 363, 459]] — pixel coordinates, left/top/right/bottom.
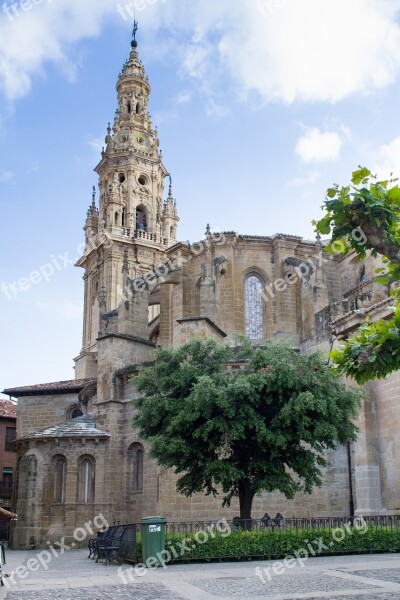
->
[[131, 20, 139, 48]]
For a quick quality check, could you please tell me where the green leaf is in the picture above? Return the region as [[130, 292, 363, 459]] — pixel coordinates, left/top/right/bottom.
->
[[352, 167, 371, 186], [132, 338, 362, 518]]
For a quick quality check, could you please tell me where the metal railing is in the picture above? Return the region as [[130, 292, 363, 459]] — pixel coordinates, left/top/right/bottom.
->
[[159, 516, 400, 563], [98, 516, 400, 565], [119, 524, 138, 562]]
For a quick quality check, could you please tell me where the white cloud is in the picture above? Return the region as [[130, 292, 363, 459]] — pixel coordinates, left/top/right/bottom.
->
[[175, 90, 192, 104], [373, 137, 400, 179], [218, 0, 400, 104], [0, 169, 14, 182], [1, 0, 400, 105], [296, 128, 343, 164]]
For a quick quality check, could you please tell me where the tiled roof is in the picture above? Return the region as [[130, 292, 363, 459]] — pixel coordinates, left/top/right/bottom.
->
[[3, 379, 96, 398], [18, 415, 110, 441], [0, 400, 17, 419]]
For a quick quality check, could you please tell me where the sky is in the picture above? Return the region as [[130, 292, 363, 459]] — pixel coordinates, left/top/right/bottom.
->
[[1, 0, 400, 395]]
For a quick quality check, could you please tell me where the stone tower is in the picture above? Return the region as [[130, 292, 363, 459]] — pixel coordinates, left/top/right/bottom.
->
[[75, 24, 178, 379]]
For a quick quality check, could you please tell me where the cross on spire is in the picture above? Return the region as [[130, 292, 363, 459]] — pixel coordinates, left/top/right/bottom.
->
[[131, 20, 139, 48]]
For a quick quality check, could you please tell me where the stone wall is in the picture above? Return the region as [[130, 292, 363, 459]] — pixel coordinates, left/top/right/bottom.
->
[[370, 371, 400, 514], [16, 393, 81, 438]]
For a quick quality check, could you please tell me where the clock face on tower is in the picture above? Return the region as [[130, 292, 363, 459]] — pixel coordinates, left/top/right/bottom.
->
[[133, 132, 151, 150]]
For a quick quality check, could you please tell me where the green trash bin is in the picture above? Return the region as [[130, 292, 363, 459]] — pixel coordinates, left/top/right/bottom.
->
[[141, 516, 166, 567]]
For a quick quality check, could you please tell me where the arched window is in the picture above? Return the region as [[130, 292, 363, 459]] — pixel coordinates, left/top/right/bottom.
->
[[77, 456, 95, 503], [67, 404, 83, 420], [244, 274, 265, 341], [71, 409, 83, 419], [136, 103, 141, 115], [130, 444, 144, 493], [150, 328, 160, 345], [136, 207, 147, 231], [127, 101, 131, 114], [115, 212, 119, 226], [52, 455, 67, 503]]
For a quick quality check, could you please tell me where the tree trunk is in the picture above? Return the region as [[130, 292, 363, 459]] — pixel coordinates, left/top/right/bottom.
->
[[238, 479, 255, 527], [350, 201, 400, 267]]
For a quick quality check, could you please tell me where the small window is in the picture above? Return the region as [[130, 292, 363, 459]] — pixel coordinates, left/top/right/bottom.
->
[[71, 409, 83, 420], [127, 102, 131, 114], [2, 468, 13, 495], [170, 227, 175, 238], [5, 427, 16, 452], [119, 173, 126, 184], [53, 456, 66, 503], [138, 175, 148, 186], [78, 456, 95, 503], [115, 212, 119, 226], [136, 103, 141, 115]]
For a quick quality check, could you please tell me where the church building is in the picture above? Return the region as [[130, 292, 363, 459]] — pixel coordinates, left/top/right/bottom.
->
[[4, 29, 400, 549]]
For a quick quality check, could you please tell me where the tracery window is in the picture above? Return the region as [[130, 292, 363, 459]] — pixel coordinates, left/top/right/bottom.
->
[[244, 274, 265, 340]]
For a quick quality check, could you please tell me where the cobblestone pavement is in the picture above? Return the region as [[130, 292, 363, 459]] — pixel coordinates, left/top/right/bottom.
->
[[345, 569, 400, 584], [3, 550, 400, 599], [5, 583, 184, 600], [189, 572, 380, 597]]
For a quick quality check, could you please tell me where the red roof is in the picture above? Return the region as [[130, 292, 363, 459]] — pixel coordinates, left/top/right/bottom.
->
[[0, 400, 17, 419], [2, 379, 96, 398]]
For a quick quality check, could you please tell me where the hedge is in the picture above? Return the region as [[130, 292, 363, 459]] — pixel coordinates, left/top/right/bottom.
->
[[134, 525, 400, 564]]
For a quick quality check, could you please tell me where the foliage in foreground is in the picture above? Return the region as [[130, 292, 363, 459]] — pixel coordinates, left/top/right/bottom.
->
[[132, 338, 361, 519], [314, 167, 400, 384], [134, 526, 400, 563]]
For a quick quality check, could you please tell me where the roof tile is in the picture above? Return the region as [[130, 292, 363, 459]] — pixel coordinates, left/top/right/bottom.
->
[[18, 415, 109, 441], [3, 379, 96, 398], [0, 401, 17, 419]]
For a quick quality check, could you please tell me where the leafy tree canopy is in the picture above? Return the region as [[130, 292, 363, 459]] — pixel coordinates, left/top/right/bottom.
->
[[314, 167, 400, 384], [132, 338, 361, 519]]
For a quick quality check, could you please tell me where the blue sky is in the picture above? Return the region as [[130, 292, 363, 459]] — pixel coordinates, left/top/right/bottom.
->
[[1, 0, 400, 395]]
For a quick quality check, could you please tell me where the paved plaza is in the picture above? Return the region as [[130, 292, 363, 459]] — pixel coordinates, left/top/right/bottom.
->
[[2, 548, 400, 599]]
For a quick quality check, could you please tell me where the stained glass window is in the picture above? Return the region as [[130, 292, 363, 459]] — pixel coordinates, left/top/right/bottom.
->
[[245, 275, 264, 340]]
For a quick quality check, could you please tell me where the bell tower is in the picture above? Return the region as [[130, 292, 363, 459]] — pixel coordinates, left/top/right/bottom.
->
[[75, 24, 179, 378]]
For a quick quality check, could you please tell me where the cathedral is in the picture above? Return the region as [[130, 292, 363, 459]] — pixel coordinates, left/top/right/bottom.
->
[[4, 29, 400, 550]]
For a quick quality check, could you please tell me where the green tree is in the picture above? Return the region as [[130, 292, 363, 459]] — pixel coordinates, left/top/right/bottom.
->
[[132, 338, 361, 520], [314, 167, 400, 384]]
